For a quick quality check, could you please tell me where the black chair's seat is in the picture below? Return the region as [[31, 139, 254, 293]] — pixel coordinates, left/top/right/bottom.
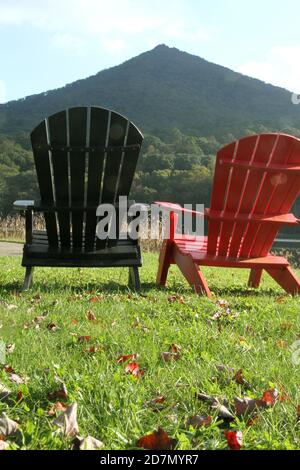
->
[[22, 230, 141, 267]]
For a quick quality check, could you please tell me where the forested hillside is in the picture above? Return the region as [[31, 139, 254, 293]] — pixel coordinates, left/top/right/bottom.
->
[[1, 44, 300, 140]]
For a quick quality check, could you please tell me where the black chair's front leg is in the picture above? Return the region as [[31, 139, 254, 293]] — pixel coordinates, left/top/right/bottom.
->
[[23, 208, 34, 290], [25, 208, 33, 245]]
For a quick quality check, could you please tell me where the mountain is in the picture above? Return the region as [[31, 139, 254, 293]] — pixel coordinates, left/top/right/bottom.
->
[[0, 44, 300, 139]]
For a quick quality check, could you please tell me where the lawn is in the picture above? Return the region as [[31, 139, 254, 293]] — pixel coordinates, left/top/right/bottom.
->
[[0, 253, 300, 450]]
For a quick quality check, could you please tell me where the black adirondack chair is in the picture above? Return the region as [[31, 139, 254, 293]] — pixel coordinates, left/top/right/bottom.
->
[[14, 106, 144, 290]]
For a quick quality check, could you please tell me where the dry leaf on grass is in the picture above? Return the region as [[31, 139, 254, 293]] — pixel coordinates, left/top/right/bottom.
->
[[0, 384, 11, 400], [167, 295, 185, 304], [196, 392, 234, 420], [34, 316, 46, 325], [117, 354, 138, 364], [6, 344, 15, 354], [225, 430, 243, 450], [0, 440, 9, 450], [48, 402, 68, 416], [48, 383, 68, 400], [234, 369, 251, 388], [161, 343, 181, 362], [9, 373, 27, 385], [53, 403, 79, 437], [234, 397, 259, 417], [260, 388, 280, 407], [211, 402, 234, 420], [77, 336, 92, 343], [186, 415, 212, 429], [137, 427, 176, 450], [72, 435, 104, 450], [47, 323, 59, 332], [125, 362, 145, 378], [86, 310, 97, 322], [0, 414, 19, 438], [90, 296, 101, 303], [6, 304, 18, 311]]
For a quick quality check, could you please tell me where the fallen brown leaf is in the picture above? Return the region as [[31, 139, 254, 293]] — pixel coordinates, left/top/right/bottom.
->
[[234, 397, 259, 417], [72, 435, 104, 450], [161, 352, 180, 362], [47, 323, 59, 332], [117, 354, 138, 364], [53, 403, 79, 437], [48, 383, 68, 401], [234, 369, 251, 388], [6, 344, 15, 354], [261, 388, 279, 407], [0, 384, 11, 400], [9, 373, 26, 385], [77, 336, 92, 343], [0, 414, 19, 438], [0, 441, 9, 450], [16, 391, 24, 402], [125, 362, 145, 378], [186, 415, 212, 429], [48, 402, 68, 416], [86, 310, 97, 322], [137, 427, 176, 450]]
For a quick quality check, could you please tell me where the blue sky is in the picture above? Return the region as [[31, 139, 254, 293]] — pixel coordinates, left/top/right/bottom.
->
[[1, 0, 300, 103]]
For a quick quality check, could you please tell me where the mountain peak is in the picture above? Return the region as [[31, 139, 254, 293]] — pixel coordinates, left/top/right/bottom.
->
[[0, 45, 298, 139]]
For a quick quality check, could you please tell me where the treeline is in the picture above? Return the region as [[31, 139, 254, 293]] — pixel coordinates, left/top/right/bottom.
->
[[1, 127, 300, 223]]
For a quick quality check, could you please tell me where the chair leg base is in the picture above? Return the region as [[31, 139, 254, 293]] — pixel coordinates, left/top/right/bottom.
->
[[248, 268, 263, 288], [156, 240, 172, 287], [23, 267, 34, 290], [174, 248, 212, 297], [265, 266, 300, 295], [128, 267, 141, 291]]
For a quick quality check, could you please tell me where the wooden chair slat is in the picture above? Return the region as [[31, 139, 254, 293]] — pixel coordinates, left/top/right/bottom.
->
[[48, 110, 70, 247], [68, 107, 88, 249], [31, 121, 58, 247]]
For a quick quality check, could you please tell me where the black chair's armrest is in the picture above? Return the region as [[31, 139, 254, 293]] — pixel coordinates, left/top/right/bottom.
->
[[129, 203, 150, 213], [13, 200, 35, 211]]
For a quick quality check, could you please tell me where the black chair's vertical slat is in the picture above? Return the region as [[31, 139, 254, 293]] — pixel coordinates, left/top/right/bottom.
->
[[117, 122, 143, 197], [68, 108, 87, 249], [101, 112, 128, 248], [85, 107, 109, 251], [101, 111, 128, 203], [31, 121, 58, 247], [48, 111, 70, 248]]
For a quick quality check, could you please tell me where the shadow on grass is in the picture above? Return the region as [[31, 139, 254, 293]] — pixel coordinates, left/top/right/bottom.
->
[[0, 278, 283, 298]]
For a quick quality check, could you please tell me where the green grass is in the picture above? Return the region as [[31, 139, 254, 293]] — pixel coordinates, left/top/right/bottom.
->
[[0, 253, 300, 450]]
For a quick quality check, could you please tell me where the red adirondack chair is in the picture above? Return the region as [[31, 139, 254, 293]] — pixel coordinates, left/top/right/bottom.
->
[[156, 133, 300, 297]]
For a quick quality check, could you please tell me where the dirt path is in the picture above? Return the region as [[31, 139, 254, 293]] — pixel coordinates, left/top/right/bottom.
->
[[0, 242, 23, 256]]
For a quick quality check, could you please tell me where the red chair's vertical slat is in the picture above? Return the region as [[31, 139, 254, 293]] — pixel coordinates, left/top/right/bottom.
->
[[238, 134, 279, 257], [251, 135, 300, 256], [218, 135, 259, 257], [207, 141, 236, 255]]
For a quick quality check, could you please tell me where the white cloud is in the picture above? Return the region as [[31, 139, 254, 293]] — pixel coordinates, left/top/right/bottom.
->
[[237, 46, 300, 93], [0, 0, 212, 54], [52, 33, 86, 54], [0, 80, 6, 103]]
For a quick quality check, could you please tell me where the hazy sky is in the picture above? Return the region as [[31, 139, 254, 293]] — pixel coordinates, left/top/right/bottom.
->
[[1, 0, 300, 103]]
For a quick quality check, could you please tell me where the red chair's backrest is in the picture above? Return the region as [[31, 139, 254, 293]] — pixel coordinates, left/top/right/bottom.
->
[[207, 133, 300, 258]]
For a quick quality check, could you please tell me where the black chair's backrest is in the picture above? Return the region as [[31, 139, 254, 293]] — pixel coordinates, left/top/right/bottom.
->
[[31, 106, 143, 251]]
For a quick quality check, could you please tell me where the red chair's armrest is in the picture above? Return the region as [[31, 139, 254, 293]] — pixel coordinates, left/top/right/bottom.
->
[[154, 201, 205, 217]]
